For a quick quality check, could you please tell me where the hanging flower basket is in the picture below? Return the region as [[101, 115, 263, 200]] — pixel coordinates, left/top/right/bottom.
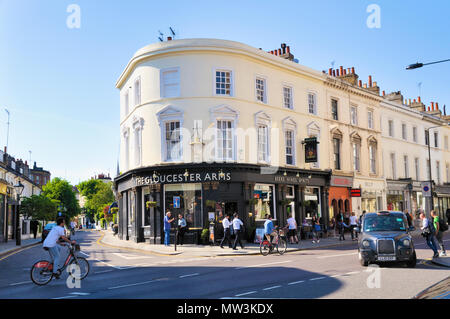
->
[[146, 201, 157, 209]]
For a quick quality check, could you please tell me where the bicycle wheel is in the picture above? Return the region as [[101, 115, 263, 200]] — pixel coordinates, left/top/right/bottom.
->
[[277, 238, 287, 255], [30, 260, 53, 286], [68, 257, 90, 280], [260, 241, 271, 256]]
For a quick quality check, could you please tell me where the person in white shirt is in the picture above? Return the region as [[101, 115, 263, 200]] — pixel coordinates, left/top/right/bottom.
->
[[220, 214, 232, 249], [349, 212, 359, 241], [232, 213, 244, 250], [43, 217, 76, 279], [286, 214, 298, 244]]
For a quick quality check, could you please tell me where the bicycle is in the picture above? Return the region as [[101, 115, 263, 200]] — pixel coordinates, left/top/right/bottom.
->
[[260, 227, 288, 256], [30, 242, 90, 286]]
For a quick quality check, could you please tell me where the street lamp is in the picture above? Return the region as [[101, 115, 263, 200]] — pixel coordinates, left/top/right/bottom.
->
[[406, 59, 450, 70], [14, 181, 25, 246]]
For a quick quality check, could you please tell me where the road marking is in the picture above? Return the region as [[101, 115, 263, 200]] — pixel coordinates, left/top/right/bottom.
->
[[235, 291, 257, 297], [9, 281, 31, 286], [79, 252, 90, 257], [310, 277, 326, 281], [52, 295, 78, 299], [179, 273, 199, 278], [113, 253, 153, 260], [108, 279, 159, 290], [433, 291, 450, 299], [288, 280, 305, 285], [70, 292, 90, 296], [235, 260, 292, 270], [344, 271, 360, 275], [317, 252, 358, 259], [263, 285, 281, 291], [94, 270, 114, 274]]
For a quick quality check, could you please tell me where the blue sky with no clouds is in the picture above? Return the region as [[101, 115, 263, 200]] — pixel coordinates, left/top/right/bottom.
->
[[0, 0, 449, 185]]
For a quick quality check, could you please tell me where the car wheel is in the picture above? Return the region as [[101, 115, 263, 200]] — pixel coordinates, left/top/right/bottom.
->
[[359, 252, 369, 267], [406, 252, 417, 268]]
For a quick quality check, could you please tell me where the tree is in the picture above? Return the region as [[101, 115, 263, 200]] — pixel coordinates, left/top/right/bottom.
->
[[42, 177, 80, 219], [20, 195, 59, 221], [77, 179, 104, 200], [85, 182, 115, 215]]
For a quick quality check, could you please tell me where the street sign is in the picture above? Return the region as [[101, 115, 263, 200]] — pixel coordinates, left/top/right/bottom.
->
[[304, 137, 318, 163], [173, 196, 180, 208], [421, 182, 432, 197], [350, 188, 362, 197]]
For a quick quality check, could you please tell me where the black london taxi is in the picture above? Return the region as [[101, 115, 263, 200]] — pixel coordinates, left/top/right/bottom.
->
[[355, 211, 417, 267]]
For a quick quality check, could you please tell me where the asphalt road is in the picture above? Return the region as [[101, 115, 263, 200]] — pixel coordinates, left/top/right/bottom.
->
[[0, 230, 448, 299]]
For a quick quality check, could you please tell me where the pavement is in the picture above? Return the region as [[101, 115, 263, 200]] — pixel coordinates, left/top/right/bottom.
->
[[0, 237, 42, 259], [431, 255, 450, 268], [98, 228, 425, 257]]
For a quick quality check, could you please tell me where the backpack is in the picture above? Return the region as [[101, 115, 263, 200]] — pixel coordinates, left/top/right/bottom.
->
[[438, 218, 448, 232], [428, 218, 437, 235]]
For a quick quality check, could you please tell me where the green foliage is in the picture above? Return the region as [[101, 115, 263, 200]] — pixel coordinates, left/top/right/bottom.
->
[[42, 178, 80, 219], [100, 218, 106, 228], [83, 182, 115, 216], [20, 194, 59, 221], [200, 228, 209, 243], [112, 213, 117, 224], [77, 179, 104, 200]]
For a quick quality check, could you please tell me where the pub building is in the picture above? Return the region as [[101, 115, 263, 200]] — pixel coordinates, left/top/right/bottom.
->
[[114, 163, 331, 245]]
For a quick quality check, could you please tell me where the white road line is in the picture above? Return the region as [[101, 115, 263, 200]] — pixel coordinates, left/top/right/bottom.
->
[[235, 291, 257, 297], [235, 260, 292, 270], [70, 292, 90, 296], [317, 252, 358, 259], [309, 277, 326, 281], [263, 285, 281, 291], [108, 280, 158, 290], [52, 295, 77, 299], [9, 281, 31, 286], [94, 270, 114, 274], [330, 274, 342, 278], [113, 253, 153, 260], [79, 252, 90, 257], [179, 273, 199, 278], [344, 271, 360, 275], [288, 280, 305, 285]]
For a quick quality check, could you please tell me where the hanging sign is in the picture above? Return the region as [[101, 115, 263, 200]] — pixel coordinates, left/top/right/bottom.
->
[[304, 137, 318, 163]]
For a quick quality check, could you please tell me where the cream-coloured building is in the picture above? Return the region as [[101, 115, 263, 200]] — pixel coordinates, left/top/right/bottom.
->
[[115, 38, 392, 244]]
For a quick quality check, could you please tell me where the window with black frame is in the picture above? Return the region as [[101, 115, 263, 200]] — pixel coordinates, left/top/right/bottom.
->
[[164, 184, 202, 229]]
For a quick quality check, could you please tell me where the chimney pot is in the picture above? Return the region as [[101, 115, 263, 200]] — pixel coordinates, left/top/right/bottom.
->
[[382, 90, 385, 96], [436, 102, 439, 110], [274, 50, 278, 56], [428, 106, 431, 111], [413, 99, 416, 103], [287, 46, 290, 54], [340, 66, 344, 74], [368, 75, 373, 87], [418, 96, 421, 103], [352, 67, 355, 74], [358, 80, 362, 87], [332, 70, 336, 77], [167, 36, 172, 41], [431, 102, 435, 110], [343, 69, 347, 75], [363, 83, 367, 88], [328, 68, 333, 75], [278, 48, 282, 55], [336, 69, 340, 77]]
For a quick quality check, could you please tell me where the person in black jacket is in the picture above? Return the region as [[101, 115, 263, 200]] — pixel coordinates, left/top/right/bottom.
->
[[446, 208, 450, 225], [30, 220, 38, 239]]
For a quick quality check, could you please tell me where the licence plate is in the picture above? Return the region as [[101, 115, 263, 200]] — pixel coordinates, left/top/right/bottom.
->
[[377, 256, 396, 261]]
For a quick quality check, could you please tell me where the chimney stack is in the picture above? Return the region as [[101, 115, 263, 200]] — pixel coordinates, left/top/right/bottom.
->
[[368, 75, 373, 87], [167, 36, 172, 41]]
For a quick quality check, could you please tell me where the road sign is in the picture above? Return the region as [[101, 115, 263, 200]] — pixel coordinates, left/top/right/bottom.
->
[[421, 182, 432, 197], [350, 188, 362, 197], [173, 196, 180, 208]]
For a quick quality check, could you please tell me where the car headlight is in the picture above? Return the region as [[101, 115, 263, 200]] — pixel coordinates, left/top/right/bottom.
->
[[362, 240, 371, 248], [402, 239, 410, 246]]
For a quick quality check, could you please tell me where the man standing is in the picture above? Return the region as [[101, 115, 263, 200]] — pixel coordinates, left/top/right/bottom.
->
[[286, 214, 298, 244], [177, 213, 187, 246], [431, 210, 447, 257], [220, 214, 232, 249], [404, 209, 412, 228], [420, 212, 439, 258], [30, 220, 38, 239], [232, 213, 244, 250], [164, 210, 174, 246], [43, 217, 76, 279]]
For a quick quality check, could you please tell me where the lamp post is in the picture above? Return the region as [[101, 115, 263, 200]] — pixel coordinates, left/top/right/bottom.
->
[[14, 181, 24, 246], [406, 59, 450, 70]]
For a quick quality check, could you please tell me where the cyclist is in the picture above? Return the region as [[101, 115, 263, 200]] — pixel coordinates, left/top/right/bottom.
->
[[264, 215, 276, 249], [43, 217, 76, 279]]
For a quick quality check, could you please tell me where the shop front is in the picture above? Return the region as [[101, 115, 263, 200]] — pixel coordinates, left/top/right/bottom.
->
[[353, 178, 386, 215], [386, 180, 410, 212], [115, 163, 331, 245], [434, 185, 450, 222], [328, 175, 353, 222]]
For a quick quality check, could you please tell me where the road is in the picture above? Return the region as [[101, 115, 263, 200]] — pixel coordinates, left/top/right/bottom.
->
[[0, 230, 448, 299]]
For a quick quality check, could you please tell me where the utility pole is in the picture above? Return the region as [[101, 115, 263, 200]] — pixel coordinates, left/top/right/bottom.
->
[[5, 109, 10, 153]]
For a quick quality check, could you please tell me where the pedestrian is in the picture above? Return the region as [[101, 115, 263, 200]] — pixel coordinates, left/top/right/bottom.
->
[[30, 220, 38, 239], [177, 213, 187, 246], [220, 214, 232, 249], [264, 214, 276, 248], [349, 212, 358, 240], [358, 210, 366, 227], [312, 216, 321, 244], [286, 214, 299, 244], [431, 210, 447, 257], [232, 213, 244, 250], [164, 210, 175, 246], [446, 208, 450, 225], [337, 214, 348, 241], [420, 212, 439, 258], [404, 209, 412, 228]]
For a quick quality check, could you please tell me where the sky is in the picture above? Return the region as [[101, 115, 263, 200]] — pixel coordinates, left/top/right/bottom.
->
[[0, 0, 449, 186]]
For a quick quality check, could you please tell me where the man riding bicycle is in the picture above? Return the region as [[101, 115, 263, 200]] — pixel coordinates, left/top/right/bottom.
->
[[264, 215, 277, 247], [43, 217, 76, 279]]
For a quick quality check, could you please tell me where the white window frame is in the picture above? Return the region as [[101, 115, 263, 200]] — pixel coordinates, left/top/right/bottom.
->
[[415, 157, 420, 181], [331, 98, 339, 121], [436, 161, 441, 184], [132, 117, 144, 167], [403, 155, 409, 178], [157, 105, 184, 163], [413, 126, 418, 143], [308, 92, 317, 115], [402, 123, 407, 140], [134, 77, 141, 106], [367, 110, 374, 129], [353, 141, 361, 172], [213, 68, 233, 96], [285, 130, 295, 165], [390, 153, 396, 179], [164, 121, 182, 162], [446, 163, 450, 183], [255, 111, 271, 164], [216, 119, 234, 162], [255, 76, 267, 104], [210, 105, 239, 162], [388, 120, 394, 137], [369, 143, 377, 174], [123, 90, 129, 118], [283, 117, 297, 166], [160, 67, 180, 98], [283, 85, 293, 109], [122, 126, 130, 172], [350, 105, 358, 126], [444, 135, 449, 150]]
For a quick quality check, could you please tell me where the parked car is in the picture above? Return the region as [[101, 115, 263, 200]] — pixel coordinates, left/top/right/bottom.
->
[[356, 211, 416, 268], [41, 222, 57, 242]]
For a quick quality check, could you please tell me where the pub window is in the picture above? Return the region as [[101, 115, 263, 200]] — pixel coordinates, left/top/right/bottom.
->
[[216, 120, 234, 161], [253, 184, 276, 220], [164, 183, 202, 229], [165, 121, 182, 161]]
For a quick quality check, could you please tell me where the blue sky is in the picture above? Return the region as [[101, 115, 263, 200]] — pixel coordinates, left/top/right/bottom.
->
[[0, 0, 449, 186]]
